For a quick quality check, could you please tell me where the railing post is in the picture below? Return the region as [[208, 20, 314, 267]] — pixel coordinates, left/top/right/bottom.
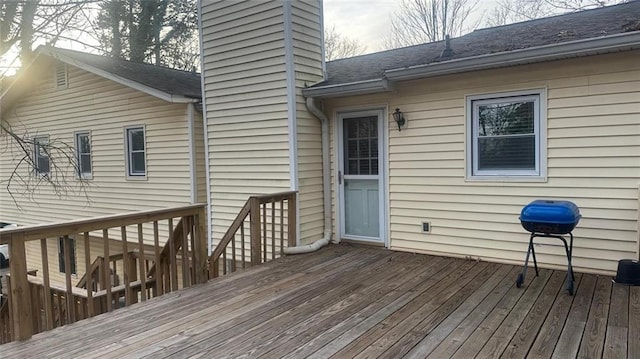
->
[[250, 197, 262, 265], [195, 208, 208, 284], [287, 193, 297, 247], [8, 233, 34, 341]]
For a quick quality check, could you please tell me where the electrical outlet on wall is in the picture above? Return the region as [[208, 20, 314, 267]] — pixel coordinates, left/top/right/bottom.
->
[[422, 222, 431, 233]]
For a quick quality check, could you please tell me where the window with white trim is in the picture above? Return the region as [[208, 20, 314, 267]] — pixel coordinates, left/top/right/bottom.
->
[[33, 135, 50, 176], [125, 126, 146, 177], [75, 132, 92, 179], [467, 90, 545, 179]]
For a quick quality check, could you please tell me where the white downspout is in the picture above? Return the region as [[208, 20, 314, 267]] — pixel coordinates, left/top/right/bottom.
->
[[283, 97, 334, 254]]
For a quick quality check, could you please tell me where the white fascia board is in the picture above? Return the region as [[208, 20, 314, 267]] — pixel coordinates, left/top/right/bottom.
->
[[42, 49, 199, 104], [385, 32, 640, 81], [302, 78, 393, 98]]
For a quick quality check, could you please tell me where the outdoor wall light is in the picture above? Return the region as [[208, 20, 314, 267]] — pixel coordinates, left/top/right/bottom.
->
[[392, 108, 406, 131]]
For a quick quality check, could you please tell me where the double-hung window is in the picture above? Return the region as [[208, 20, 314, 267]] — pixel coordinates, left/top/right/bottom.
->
[[33, 135, 50, 176], [467, 90, 546, 179], [75, 132, 92, 179], [125, 126, 146, 177]]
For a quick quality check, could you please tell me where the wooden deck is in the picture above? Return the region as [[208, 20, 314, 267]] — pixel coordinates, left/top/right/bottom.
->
[[1, 244, 638, 358]]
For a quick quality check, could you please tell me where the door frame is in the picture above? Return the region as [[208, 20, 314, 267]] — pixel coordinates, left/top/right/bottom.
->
[[336, 108, 388, 246]]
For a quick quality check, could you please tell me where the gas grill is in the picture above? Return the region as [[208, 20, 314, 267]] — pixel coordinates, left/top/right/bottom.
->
[[517, 200, 581, 295]]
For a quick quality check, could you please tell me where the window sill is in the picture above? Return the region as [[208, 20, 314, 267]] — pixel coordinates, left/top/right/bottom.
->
[[126, 174, 147, 181]]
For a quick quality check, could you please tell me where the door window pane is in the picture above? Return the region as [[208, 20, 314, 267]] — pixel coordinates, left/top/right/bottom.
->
[[343, 116, 378, 175]]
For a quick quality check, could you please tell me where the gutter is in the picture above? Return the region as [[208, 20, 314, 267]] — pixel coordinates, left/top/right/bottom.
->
[[386, 31, 640, 81], [283, 97, 334, 254], [303, 31, 640, 98], [303, 78, 392, 98]]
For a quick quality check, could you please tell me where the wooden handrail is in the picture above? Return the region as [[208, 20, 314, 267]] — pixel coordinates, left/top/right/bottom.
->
[[209, 201, 251, 276], [208, 191, 297, 279], [146, 218, 188, 279], [0, 204, 204, 244], [76, 252, 129, 289], [1, 204, 207, 343]]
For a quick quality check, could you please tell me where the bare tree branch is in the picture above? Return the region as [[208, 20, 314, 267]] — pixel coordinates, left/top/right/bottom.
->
[[1, 0, 100, 68], [324, 25, 367, 61], [0, 116, 91, 210], [383, 0, 480, 49], [485, 0, 629, 27]]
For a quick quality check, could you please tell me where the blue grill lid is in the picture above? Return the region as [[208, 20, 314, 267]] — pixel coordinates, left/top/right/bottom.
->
[[520, 200, 581, 225]]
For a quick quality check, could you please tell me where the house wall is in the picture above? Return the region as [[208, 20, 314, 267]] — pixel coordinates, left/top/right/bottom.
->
[[323, 51, 640, 274], [194, 110, 208, 204], [0, 63, 199, 245], [200, 0, 325, 247], [292, 1, 325, 243]]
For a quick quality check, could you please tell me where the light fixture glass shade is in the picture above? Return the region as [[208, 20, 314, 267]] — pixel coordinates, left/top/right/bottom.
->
[[393, 108, 405, 131]]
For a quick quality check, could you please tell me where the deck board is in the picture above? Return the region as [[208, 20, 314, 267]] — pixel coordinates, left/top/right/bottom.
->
[[424, 266, 521, 359], [404, 264, 516, 359], [0, 244, 633, 359], [577, 276, 612, 359], [628, 286, 640, 359], [527, 274, 581, 359]]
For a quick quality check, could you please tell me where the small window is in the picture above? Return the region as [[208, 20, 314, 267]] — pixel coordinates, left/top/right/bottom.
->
[[125, 126, 146, 177], [58, 236, 76, 275], [54, 62, 68, 89], [33, 136, 50, 176], [467, 90, 546, 179], [75, 132, 92, 179]]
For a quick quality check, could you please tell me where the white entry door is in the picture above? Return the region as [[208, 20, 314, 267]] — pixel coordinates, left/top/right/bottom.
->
[[338, 110, 385, 243]]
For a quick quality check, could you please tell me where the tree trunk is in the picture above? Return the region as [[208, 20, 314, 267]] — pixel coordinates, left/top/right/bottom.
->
[[19, 0, 38, 63]]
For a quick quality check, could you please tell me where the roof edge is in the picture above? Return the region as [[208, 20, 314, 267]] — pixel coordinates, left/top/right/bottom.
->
[[306, 31, 640, 98], [41, 48, 200, 103], [302, 78, 393, 98], [386, 31, 640, 81]]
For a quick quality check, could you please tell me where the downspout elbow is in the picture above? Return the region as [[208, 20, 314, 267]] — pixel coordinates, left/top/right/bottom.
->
[[283, 97, 335, 255]]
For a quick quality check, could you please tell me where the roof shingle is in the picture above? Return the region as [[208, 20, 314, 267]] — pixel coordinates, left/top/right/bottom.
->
[[44, 46, 201, 99], [322, 1, 640, 86]]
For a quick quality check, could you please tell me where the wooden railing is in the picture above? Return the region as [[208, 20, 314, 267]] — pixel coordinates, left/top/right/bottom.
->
[[209, 191, 296, 279], [0, 295, 9, 344], [76, 252, 127, 291], [0, 204, 207, 343]]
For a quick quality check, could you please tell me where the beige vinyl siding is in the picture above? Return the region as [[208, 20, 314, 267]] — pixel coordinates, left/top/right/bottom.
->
[[194, 110, 207, 204], [293, 0, 324, 244], [201, 0, 292, 247], [0, 65, 196, 242], [324, 51, 640, 274]]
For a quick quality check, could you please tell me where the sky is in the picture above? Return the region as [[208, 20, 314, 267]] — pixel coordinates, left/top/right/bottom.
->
[[324, 0, 401, 53], [0, 0, 500, 76], [323, 0, 500, 53]]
